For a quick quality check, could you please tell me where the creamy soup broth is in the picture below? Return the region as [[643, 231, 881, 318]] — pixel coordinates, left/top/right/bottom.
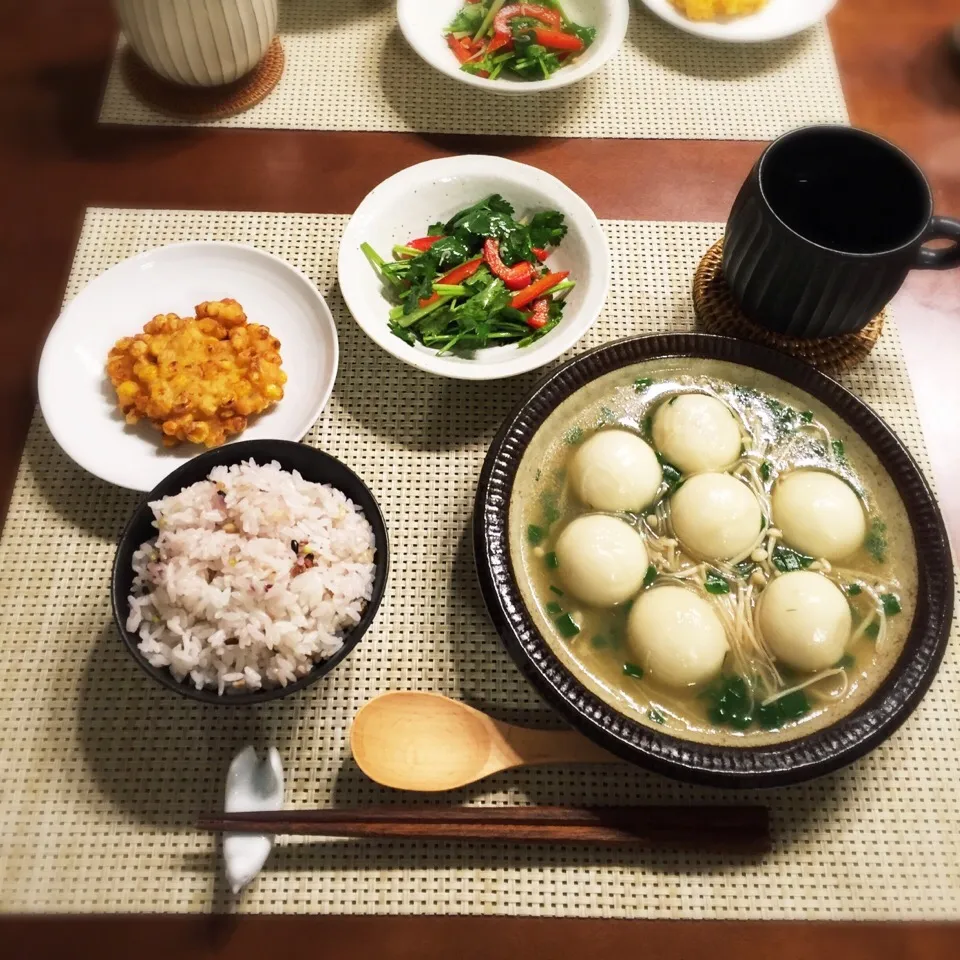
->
[[509, 358, 917, 746]]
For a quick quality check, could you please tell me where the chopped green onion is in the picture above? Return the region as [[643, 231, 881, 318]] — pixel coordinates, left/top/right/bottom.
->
[[549, 585, 564, 597], [622, 662, 644, 680], [546, 601, 563, 615], [648, 708, 666, 725], [881, 593, 902, 616], [642, 564, 657, 588], [527, 525, 546, 546], [555, 613, 580, 638], [704, 571, 730, 595], [545, 551, 559, 570]]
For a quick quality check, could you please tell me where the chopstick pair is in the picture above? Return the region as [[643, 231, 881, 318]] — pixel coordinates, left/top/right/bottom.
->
[[199, 804, 771, 853]]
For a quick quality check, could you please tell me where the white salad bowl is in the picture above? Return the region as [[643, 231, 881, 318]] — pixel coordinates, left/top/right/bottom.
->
[[396, 0, 630, 94], [38, 242, 339, 491], [337, 155, 610, 381], [638, 0, 837, 44]]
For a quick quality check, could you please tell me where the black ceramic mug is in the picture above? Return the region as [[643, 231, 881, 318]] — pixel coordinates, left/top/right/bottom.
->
[[723, 126, 960, 339]]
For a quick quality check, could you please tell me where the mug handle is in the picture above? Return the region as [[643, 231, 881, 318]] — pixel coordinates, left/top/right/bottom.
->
[[917, 216, 960, 269]]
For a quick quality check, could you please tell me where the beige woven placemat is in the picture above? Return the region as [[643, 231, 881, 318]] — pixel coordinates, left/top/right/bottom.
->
[[1, 208, 956, 917], [98, 2, 848, 138]]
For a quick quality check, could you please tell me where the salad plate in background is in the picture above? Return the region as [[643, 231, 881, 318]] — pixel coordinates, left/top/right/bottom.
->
[[639, 0, 838, 44], [337, 155, 610, 380], [397, 0, 630, 94]]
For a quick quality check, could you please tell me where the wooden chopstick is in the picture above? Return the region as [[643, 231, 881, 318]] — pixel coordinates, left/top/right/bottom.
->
[[198, 805, 770, 853]]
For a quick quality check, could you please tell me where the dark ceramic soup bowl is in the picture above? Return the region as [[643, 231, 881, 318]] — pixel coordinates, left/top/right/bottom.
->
[[112, 439, 390, 705], [474, 334, 952, 788]]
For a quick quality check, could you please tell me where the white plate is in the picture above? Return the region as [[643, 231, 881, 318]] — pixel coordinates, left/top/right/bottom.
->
[[638, 0, 837, 43], [397, 0, 630, 94], [337, 155, 610, 381], [39, 242, 339, 491]]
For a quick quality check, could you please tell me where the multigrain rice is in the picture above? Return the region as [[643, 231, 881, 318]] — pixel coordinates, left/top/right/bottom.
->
[[127, 460, 376, 694]]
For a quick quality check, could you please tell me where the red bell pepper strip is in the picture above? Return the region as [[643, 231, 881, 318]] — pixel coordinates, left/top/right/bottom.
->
[[406, 235, 446, 252], [525, 298, 550, 329], [510, 270, 569, 310], [532, 247, 549, 262], [489, 4, 562, 54], [449, 34, 490, 76], [418, 256, 484, 308], [493, 4, 563, 35], [532, 28, 583, 52], [447, 34, 473, 64], [483, 238, 534, 291]]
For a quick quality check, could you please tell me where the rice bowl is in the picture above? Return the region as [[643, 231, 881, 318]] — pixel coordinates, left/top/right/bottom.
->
[[127, 459, 377, 695]]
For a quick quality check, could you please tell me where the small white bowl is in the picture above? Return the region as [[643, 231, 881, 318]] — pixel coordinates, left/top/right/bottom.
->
[[638, 0, 837, 44], [39, 242, 339, 491], [397, 0, 629, 94], [337, 155, 610, 381]]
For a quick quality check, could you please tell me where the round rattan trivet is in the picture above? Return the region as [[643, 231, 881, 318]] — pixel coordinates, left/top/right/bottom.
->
[[693, 239, 884, 373], [122, 37, 285, 121]]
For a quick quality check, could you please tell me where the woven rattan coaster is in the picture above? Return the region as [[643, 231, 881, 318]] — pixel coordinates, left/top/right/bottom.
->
[[694, 239, 884, 373], [122, 37, 284, 121]]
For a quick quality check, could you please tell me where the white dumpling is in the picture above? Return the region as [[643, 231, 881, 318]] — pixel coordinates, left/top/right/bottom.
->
[[772, 470, 867, 562], [652, 394, 742, 475], [626, 586, 728, 689], [554, 514, 648, 608], [569, 429, 662, 513], [758, 571, 851, 672], [670, 473, 762, 561]]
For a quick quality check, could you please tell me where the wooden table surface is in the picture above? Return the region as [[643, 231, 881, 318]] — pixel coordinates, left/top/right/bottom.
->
[[2, 0, 959, 955]]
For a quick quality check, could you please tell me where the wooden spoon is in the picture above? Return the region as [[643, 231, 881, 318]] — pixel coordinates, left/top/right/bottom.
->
[[350, 691, 618, 791]]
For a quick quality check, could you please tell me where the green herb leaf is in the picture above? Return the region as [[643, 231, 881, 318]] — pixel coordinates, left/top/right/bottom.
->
[[528, 210, 568, 249], [661, 462, 683, 495], [539, 489, 561, 526], [760, 461, 772, 482], [703, 675, 755, 730], [865, 517, 888, 563], [846, 583, 862, 596], [881, 593, 902, 616], [555, 613, 580, 638], [598, 406, 617, 425], [648, 708, 666, 724], [704, 571, 730, 595], [865, 622, 881, 640], [634, 377, 653, 392], [734, 560, 757, 578], [772, 545, 815, 573], [831, 438, 848, 464], [545, 551, 559, 570], [527, 524, 546, 546], [643, 564, 657, 588], [568, 23, 597, 47], [800, 410, 814, 423], [756, 691, 810, 730], [622, 662, 644, 680], [546, 601, 563, 615]]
